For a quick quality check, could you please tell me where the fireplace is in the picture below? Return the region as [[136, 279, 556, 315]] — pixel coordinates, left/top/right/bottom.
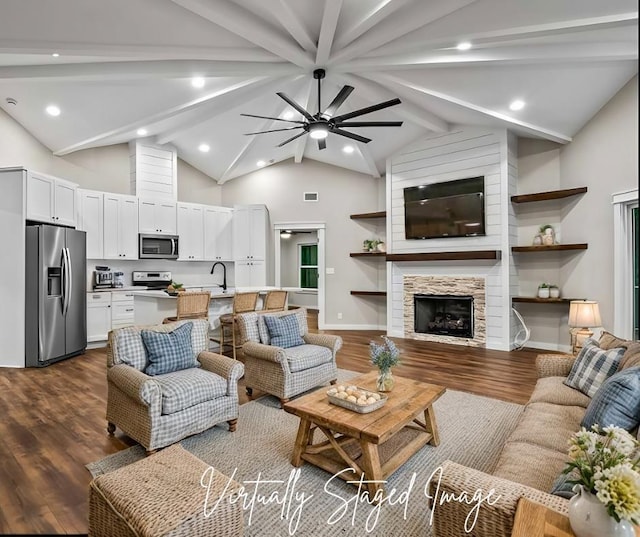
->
[[414, 294, 474, 338]]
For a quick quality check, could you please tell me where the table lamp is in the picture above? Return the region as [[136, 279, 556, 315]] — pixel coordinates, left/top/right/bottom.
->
[[568, 300, 602, 354]]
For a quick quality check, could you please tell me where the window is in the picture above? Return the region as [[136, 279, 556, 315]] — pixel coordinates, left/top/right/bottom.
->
[[634, 207, 639, 340], [613, 189, 638, 338], [299, 244, 318, 289]]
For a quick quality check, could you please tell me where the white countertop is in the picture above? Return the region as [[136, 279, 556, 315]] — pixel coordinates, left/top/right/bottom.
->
[[90, 286, 148, 292], [132, 286, 281, 299]]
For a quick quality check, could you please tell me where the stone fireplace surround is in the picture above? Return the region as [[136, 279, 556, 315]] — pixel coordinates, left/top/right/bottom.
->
[[403, 276, 486, 347]]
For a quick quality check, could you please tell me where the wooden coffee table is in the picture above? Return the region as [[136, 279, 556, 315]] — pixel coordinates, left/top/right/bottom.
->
[[283, 371, 446, 498]]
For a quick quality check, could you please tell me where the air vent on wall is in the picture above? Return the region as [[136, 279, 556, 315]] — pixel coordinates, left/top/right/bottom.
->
[[303, 192, 318, 202]]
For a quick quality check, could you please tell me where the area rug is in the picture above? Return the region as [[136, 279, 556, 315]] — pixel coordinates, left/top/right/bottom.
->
[[88, 374, 523, 536]]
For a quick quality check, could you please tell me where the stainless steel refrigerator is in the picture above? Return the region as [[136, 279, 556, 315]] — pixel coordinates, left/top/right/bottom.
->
[[25, 224, 87, 367]]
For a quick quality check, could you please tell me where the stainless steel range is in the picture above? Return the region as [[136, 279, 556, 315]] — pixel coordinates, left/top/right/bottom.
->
[[132, 271, 172, 290]]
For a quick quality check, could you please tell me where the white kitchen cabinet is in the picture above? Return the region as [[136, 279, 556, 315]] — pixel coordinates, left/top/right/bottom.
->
[[234, 260, 266, 287], [26, 171, 77, 227], [204, 206, 233, 261], [233, 205, 268, 261], [87, 292, 111, 342], [177, 202, 204, 260], [111, 291, 135, 329], [104, 194, 139, 259], [77, 189, 104, 258], [139, 198, 177, 234]]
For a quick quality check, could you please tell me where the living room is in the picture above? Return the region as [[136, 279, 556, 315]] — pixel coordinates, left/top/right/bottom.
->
[[0, 1, 639, 536]]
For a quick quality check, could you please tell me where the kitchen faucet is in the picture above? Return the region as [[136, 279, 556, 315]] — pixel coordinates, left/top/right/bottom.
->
[[210, 262, 227, 291]]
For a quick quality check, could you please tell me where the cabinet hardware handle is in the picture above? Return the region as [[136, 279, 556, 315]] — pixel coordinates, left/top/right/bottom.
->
[[125, 308, 134, 312], [107, 305, 111, 308]]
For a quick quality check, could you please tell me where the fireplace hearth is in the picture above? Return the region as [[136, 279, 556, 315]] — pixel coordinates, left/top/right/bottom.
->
[[414, 294, 473, 338]]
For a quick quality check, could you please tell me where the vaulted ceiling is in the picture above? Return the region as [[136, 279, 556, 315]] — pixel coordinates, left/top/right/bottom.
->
[[0, 0, 637, 182]]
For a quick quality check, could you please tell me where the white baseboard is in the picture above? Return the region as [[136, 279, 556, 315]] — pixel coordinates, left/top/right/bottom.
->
[[87, 341, 107, 350], [524, 340, 572, 353], [321, 324, 386, 331]]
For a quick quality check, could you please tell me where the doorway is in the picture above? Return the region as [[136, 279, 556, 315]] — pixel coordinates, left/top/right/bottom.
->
[[274, 222, 325, 329]]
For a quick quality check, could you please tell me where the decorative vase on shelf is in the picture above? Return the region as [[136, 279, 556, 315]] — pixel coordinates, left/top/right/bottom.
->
[[542, 226, 555, 245], [376, 369, 394, 392], [538, 286, 550, 299], [532, 233, 543, 246], [568, 485, 635, 537], [549, 286, 560, 298]]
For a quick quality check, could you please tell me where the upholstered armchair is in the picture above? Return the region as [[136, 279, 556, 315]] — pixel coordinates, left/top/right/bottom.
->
[[106, 319, 244, 453], [237, 308, 341, 406]]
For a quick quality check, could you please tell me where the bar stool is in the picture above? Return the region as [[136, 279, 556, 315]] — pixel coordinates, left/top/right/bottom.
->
[[211, 292, 259, 360], [263, 290, 288, 312], [162, 291, 210, 323]]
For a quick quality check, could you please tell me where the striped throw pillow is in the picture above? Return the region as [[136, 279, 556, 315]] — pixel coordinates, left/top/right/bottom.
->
[[141, 322, 197, 376], [582, 366, 640, 431], [564, 339, 625, 397]]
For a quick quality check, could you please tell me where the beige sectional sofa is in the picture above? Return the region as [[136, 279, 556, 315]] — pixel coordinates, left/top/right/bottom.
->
[[431, 335, 640, 537]]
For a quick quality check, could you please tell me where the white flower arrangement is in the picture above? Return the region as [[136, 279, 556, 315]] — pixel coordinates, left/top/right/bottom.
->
[[563, 424, 640, 524]]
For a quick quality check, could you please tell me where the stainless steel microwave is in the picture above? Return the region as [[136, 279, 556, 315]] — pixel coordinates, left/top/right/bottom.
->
[[138, 234, 179, 259]]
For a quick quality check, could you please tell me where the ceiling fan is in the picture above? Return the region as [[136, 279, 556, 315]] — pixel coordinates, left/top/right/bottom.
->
[[241, 69, 403, 150]]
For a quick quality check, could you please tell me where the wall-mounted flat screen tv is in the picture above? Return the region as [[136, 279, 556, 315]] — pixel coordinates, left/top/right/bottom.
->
[[404, 176, 485, 240]]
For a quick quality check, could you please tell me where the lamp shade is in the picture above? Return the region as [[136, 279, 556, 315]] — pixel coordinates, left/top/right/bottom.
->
[[568, 300, 602, 328]]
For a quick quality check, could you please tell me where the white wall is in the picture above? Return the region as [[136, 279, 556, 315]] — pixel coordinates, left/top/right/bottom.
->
[[515, 75, 638, 348], [222, 158, 385, 328]]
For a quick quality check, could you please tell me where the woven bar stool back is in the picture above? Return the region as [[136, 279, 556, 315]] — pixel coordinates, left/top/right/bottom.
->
[[162, 291, 210, 324], [263, 290, 288, 312], [214, 292, 259, 359]]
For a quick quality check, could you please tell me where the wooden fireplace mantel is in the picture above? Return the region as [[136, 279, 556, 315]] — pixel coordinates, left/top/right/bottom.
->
[[386, 250, 501, 262]]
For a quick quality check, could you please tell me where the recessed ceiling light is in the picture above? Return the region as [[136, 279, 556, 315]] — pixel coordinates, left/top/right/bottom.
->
[[283, 111, 294, 120], [191, 77, 205, 88], [456, 42, 472, 51], [45, 105, 61, 117], [52, 53, 60, 58], [509, 99, 525, 111], [343, 145, 355, 154], [198, 143, 210, 153], [136, 128, 148, 136], [257, 160, 266, 167]]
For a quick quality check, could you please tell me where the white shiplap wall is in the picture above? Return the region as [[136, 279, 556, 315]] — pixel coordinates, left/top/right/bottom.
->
[[129, 139, 177, 200], [386, 128, 516, 350]]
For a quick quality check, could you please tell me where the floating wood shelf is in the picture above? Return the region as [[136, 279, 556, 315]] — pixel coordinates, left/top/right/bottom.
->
[[350, 251, 386, 257], [512, 297, 584, 304], [385, 250, 501, 262], [511, 187, 587, 204], [350, 211, 386, 220], [512, 244, 588, 253], [350, 291, 387, 297]]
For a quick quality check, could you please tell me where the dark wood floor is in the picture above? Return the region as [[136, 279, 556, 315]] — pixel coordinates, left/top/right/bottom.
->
[[0, 328, 546, 535]]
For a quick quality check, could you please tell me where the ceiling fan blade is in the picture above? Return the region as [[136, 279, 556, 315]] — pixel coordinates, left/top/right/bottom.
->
[[240, 113, 305, 124], [335, 121, 403, 128], [244, 126, 303, 135], [322, 85, 354, 118], [276, 92, 315, 121], [332, 129, 372, 143], [318, 138, 326, 150], [332, 98, 402, 122], [277, 131, 307, 147]]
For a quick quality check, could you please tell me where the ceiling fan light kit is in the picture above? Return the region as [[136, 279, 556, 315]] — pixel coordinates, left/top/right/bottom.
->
[[242, 68, 403, 150]]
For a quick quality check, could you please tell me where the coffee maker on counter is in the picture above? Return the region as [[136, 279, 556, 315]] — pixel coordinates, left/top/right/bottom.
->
[[93, 266, 114, 289]]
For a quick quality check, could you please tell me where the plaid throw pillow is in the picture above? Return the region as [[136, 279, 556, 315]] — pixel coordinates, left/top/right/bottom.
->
[[582, 366, 640, 431], [564, 339, 625, 397], [141, 322, 196, 376], [264, 314, 305, 349]]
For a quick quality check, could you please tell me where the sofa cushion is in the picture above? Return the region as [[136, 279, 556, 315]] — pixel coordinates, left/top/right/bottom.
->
[[599, 330, 640, 370], [258, 308, 308, 345], [582, 367, 640, 431], [285, 344, 332, 373], [155, 368, 227, 415], [142, 323, 197, 376], [528, 377, 591, 408], [505, 401, 585, 454], [564, 338, 625, 397], [493, 440, 570, 491], [264, 314, 305, 349]]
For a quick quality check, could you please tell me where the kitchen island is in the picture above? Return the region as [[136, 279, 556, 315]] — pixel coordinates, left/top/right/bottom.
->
[[132, 287, 282, 329]]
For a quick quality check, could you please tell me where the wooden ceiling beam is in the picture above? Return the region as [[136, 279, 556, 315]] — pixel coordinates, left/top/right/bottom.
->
[[316, 0, 343, 66], [276, 0, 317, 53], [328, 0, 477, 65], [355, 144, 381, 178], [0, 59, 300, 81], [170, 0, 313, 68]]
